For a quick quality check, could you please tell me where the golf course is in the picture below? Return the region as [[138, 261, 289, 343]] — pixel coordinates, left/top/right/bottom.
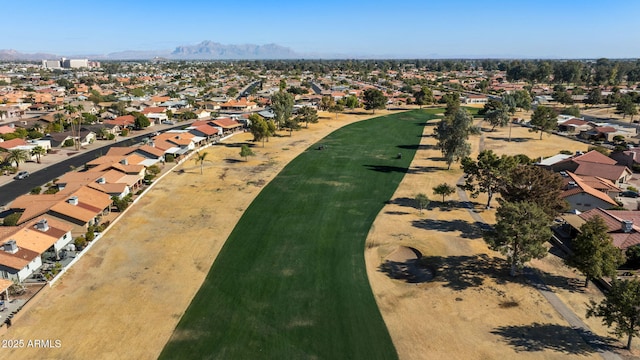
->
[[159, 110, 434, 359]]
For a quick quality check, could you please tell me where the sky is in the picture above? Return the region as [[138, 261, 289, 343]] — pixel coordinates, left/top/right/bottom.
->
[[3, 0, 639, 59]]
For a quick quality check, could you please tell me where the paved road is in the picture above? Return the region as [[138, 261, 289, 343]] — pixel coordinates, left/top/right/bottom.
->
[[0, 121, 196, 207]]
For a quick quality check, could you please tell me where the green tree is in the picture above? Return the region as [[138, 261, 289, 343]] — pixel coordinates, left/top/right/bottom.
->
[[363, 88, 387, 114], [561, 105, 581, 118], [344, 95, 360, 109], [415, 193, 430, 214], [442, 92, 461, 118], [239, 144, 255, 162], [319, 95, 335, 111], [5, 149, 29, 169], [283, 115, 301, 136], [485, 104, 510, 131], [617, 95, 638, 122], [566, 216, 625, 288], [461, 150, 518, 209], [30, 145, 46, 164], [249, 114, 270, 147], [484, 201, 551, 276], [271, 91, 295, 129], [434, 108, 474, 169], [530, 105, 558, 140], [432, 183, 456, 203], [133, 112, 151, 128], [193, 151, 210, 175], [586, 88, 603, 107], [297, 106, 318, 128], [226, 87, 239, 98], [413, 86, 434, 108], [500, 165, 568, 217], [587, 278, 640, 350], [329, 103, 344, 119]]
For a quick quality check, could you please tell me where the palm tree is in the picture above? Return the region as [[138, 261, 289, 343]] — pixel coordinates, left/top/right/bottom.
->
[[30, 146, 46, 164], [193, 151, 210, 175], [5, 149, 29, 169]]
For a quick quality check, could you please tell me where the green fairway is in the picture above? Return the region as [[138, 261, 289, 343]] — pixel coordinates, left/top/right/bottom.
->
[[160, 110, 436, 359]]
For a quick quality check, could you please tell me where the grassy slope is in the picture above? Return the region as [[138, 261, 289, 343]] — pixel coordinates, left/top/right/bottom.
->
[[160, 110, 435, 359]]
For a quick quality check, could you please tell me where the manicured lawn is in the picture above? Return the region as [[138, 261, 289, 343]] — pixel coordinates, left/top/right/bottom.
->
[[159, 110, 436, 359]]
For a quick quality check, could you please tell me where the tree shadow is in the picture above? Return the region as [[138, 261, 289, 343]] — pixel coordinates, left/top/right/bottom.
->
[[220, 142, 254, 148], [407, 166, 442, 174], [491, 322, 617, 355], [390, 197, 418, 208], [411, 218, 483, 239], [379, 259, 434, 283], [396, 144, 433, 150], [415, 254, 509, 290], [224, 158, 243, 164], [384, 211, 411, 215], [486, 136, 532, 143], [363, 165, 408, 173]]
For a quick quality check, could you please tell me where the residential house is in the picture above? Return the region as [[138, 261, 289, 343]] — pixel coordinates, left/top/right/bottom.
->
[[610, 148, 640, 169], [152, 131, 202, 160], [219, 98, 257, 112], [141, 106, 168, 125], [210, 118, 243, 135], [562, 208, 640, 250], [463, 94, 488, 105], [557, 118, 591, 134], [104, 115, 135, 128], [550, 150, 633, 185], [8, 186, 112, 236], [560, 172, 619, 212]]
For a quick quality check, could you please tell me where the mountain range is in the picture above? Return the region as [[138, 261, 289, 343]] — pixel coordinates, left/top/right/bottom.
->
[[0, 41, 305, 61]]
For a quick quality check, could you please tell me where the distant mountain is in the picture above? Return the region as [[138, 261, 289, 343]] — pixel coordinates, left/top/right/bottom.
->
[[170, 41, 299, 59], [0, 49, 59, 61]]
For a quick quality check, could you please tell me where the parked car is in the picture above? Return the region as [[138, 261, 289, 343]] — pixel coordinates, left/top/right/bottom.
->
[[161, 120, 175, 125], [621, 190, 640, 198], [14, 171, 29, 180]]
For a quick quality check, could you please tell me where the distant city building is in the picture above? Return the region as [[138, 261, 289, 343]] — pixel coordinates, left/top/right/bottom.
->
[[41, 58, 99, 69]]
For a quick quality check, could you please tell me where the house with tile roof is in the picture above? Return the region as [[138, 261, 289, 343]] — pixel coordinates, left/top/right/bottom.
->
[[8, 186, 112, 236], [610, 147, 640, 169], [104, 115, 135, 128], [0, 216, 74, 281], [560, 172, 619, 212], [550, 150, 632, 185], [562, 208, 640, 250]]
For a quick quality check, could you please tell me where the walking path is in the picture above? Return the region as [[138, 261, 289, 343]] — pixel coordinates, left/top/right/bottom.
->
[[455, 122, 621, 360]]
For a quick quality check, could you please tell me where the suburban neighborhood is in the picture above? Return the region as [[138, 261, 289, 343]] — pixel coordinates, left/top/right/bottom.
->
[[1, 55, 640, 359]]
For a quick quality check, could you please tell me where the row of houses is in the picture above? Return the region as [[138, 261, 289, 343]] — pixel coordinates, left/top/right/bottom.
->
[[0, 116, 246, 282]]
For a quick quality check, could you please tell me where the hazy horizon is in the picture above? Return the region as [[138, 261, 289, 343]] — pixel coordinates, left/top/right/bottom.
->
[[3, 0, 639, 59]]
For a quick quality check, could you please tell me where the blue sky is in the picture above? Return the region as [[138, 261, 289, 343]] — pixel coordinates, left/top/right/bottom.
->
[[4, 0, 639, 58]]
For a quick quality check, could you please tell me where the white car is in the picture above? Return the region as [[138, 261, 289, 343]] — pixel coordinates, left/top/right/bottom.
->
[[14, 171, 29, 180]]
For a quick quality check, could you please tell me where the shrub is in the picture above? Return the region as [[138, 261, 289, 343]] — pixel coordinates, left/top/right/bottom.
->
[[74, 236, 87, 250], [1, 212, 21, 226], [63, 138, 75, 147], [628, 186, 639, 193], [120, 129, 129, 136], [165, 154, 175, 163], [30, 186, 42, 194], [85, 230, 95, 242], [44, 187, 60, 194], [107, 133, 116, 140]]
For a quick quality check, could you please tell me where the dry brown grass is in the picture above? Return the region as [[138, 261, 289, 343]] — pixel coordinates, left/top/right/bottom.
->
[[365, 119, 623, 359]]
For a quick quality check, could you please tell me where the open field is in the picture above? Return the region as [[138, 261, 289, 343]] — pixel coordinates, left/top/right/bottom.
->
[[0, 110, 390, 359], [160, 111, 431, 359]]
